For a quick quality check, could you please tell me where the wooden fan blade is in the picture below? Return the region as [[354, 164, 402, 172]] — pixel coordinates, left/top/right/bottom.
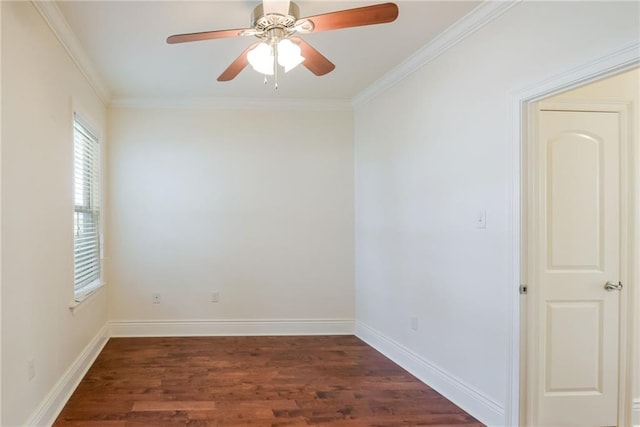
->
[[301, 3, 398, 33], [292, 38, 335, 76], [167, 28, 250, 44], [217, 43, 259, 82]]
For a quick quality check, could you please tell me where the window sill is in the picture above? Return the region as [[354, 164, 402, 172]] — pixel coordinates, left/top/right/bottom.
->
[[69, 283, 105, 314]]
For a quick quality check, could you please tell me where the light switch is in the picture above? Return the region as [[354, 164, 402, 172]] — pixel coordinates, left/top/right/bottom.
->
[[476, 210, 487, 229]]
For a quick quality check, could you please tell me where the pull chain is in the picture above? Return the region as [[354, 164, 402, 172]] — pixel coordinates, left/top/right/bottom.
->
[[273, 43, 279, 90], [261, 43, 280, 89]]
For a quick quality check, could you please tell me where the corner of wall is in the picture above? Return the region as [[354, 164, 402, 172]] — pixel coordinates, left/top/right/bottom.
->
[[351, 0, 520, 108], [31, 0, 111, 104]]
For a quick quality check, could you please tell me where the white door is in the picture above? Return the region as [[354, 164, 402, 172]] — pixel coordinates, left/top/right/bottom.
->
[[528, 106, 625, 426]]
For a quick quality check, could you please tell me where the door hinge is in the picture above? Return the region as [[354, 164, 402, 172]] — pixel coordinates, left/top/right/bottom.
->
[[519, 284, 528, 295]]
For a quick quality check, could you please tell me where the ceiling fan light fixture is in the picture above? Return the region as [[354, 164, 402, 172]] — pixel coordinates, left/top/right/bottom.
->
[[277, 39, 304, 72], [167, 2, 399, 82], [247, 42, 274, 75]]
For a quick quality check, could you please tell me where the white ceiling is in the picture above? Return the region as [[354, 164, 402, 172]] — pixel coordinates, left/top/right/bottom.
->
[[56, 1, 480, 101]]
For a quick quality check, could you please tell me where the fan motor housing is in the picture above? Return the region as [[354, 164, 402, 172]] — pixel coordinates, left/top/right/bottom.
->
[[251, 2, 300, 31]]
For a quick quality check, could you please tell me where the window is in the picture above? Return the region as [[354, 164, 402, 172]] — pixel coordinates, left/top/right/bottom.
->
[[73, 114, 102, 300]]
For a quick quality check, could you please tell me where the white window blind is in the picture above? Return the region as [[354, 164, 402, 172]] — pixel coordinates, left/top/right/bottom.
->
[[73, 115, 101, 299]]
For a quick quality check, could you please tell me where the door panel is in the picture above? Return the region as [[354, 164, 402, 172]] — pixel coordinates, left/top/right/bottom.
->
[[534, 109, 621, 427], [545, 300, 602, 394], [547, 131, 603, 270]]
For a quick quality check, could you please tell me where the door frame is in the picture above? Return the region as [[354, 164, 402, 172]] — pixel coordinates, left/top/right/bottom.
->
[[504, 44, 640, 426]]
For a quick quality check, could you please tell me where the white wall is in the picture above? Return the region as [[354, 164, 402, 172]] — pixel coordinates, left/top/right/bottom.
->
[[548, 69, 640, 422], [1, 2, 108, 425], [353, 1, 639, 425], [0, 1, 3, 420], [107, 107, 354, 328], [0, 0, 2, 422]]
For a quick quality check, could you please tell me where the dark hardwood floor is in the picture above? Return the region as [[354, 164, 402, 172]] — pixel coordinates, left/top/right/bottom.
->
[[54, 335, 484, 426]]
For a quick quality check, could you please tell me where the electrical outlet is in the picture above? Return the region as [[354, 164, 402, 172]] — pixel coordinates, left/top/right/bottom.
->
[[211, 292, 219, 303], [28, 359, 35, 381], [410, 317, 418, 331], [152, 293, 161, 304]]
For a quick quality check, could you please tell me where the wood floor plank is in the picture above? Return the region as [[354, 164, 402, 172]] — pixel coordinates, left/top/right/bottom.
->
[[132, 401, 218, 411], [53, 336, 484, 426]]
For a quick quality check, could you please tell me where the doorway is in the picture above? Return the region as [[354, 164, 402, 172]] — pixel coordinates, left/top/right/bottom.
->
[[521, 68, 638, 426]]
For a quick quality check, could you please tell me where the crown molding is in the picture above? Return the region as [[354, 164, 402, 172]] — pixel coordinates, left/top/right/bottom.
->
[[110, 96, 353, 111], [352, 0, 522, 108], [32, 1, 111, 104], [511, 40, 640, 103], [29, 0, 522, 111]]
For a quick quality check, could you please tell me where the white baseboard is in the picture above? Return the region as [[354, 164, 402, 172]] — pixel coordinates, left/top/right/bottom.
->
[[355, 321, 505, 427], [633, 399, 640, 427], [25, 323, 109, 427], [109, 318, 355, 337]]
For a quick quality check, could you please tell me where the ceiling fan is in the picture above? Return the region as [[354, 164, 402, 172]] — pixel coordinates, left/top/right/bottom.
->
[[166, 0, 399, 86]]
